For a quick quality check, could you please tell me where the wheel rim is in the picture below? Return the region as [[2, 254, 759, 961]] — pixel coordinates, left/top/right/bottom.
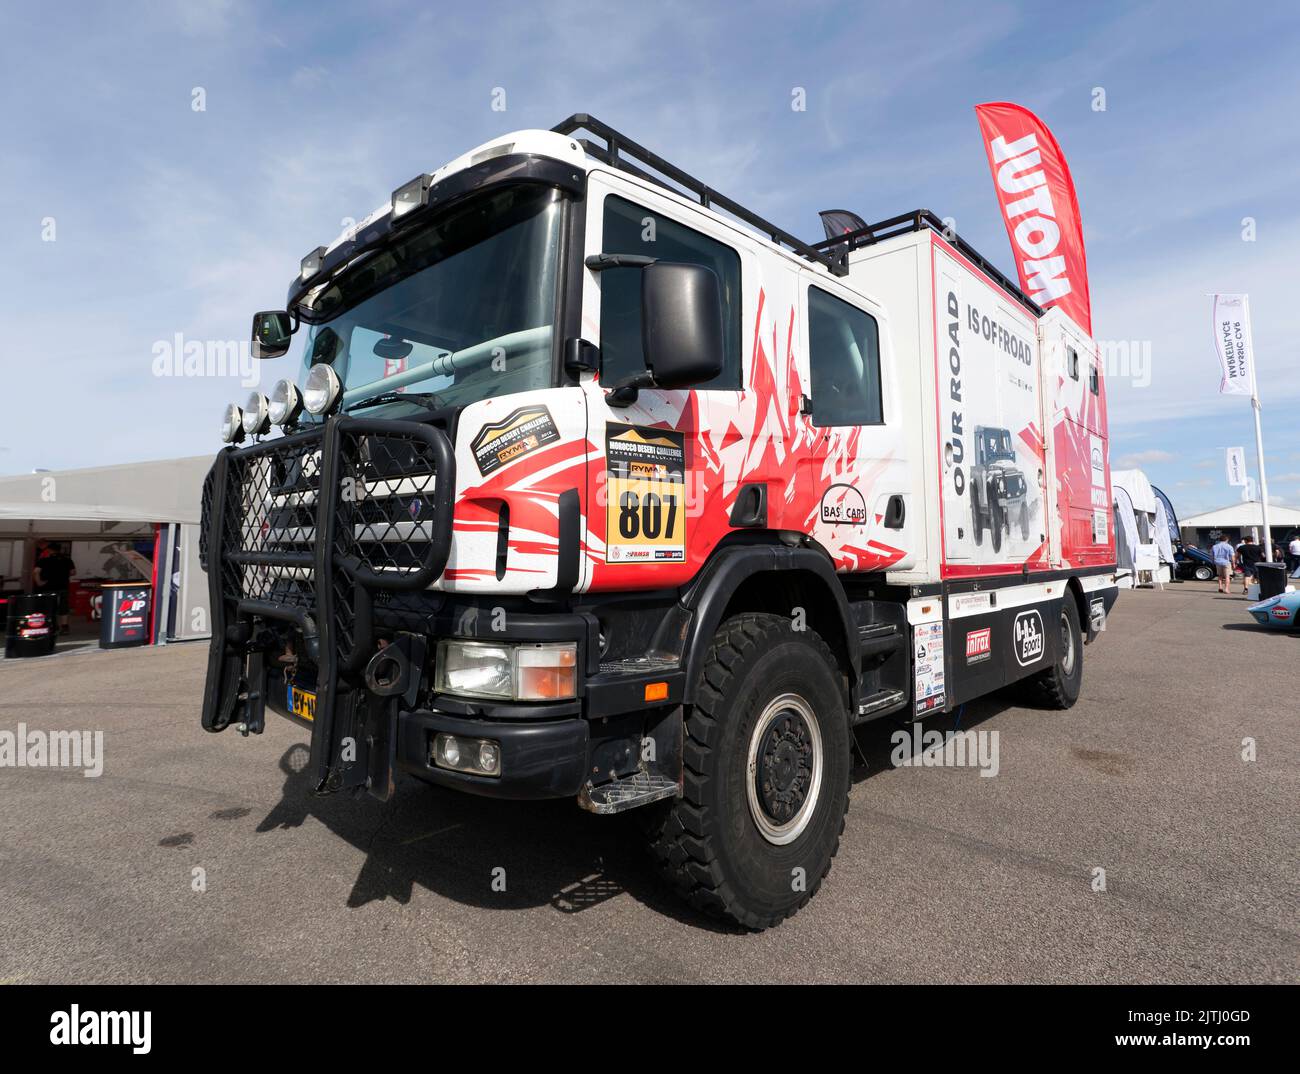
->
[[746, 693, 823, 846], [1060, 611, 1076, 676]]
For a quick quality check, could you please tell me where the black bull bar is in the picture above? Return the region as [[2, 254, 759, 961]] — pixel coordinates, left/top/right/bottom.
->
[[199, 415, 455, 794]]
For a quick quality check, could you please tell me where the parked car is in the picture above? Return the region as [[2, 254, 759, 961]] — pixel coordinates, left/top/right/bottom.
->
[[1174, 543, 1216, 581]]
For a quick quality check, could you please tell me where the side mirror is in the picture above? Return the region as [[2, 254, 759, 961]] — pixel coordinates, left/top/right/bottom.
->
[[251, 311, 294, 360], [640, 262, 723, 389]]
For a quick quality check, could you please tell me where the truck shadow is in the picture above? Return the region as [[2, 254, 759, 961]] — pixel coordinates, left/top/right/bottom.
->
[[850, 693, 1014, 781], [254, 742, 736, 932]]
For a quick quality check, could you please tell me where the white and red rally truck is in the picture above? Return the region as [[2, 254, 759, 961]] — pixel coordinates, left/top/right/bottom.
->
[[201, 115, 1118, 929]]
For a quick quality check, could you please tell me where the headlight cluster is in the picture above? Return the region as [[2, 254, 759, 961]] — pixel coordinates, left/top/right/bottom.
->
[[220, 369, 340, 444], [434, 641, 578, 701]]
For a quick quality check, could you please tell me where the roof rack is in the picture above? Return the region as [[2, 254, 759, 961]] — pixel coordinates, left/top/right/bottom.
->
[[553, 114, 848, 276], [812, 209, 1042, 316]]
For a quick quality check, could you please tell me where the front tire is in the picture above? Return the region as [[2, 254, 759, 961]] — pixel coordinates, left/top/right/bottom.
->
[[1194, 565, 1214, 582], [643, 613, 851, 930]]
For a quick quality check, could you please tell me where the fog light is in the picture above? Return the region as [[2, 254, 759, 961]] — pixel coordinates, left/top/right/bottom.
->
[[432, 733, 501, 777], [220, 402, 245, 444], [242, 391, 270, 436], [303, 363, 341, 415]]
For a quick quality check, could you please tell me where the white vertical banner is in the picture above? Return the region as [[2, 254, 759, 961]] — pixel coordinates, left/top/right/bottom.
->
[[1212, 293, 1256, 396], [1225, 446, 1246, 486]]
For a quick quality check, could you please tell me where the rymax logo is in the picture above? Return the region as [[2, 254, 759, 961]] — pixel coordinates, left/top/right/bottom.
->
[[1013, 609, 1045, 666]]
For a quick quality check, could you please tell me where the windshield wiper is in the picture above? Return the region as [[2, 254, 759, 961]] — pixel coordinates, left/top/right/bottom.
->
[[345, 391, 448, 413]]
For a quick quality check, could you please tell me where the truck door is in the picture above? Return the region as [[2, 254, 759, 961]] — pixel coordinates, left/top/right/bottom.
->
[[797, 273, 914, 573], [577, 172, 747, 592]]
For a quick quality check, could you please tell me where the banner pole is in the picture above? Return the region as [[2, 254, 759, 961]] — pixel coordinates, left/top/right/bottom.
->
[[1251, 393, 1272, 556], [1244, 296, 1272, 558]]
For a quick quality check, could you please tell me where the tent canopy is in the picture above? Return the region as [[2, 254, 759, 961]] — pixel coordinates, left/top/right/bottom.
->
[[1111, 469, 1157, 516], [0, 456, 210, 536], [1180, 501, 1300, 530]]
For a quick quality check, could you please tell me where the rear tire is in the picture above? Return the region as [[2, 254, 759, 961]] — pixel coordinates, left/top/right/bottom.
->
[[1023, 598, 1083, 709], [642, 613, 851, 930], [1194, 565, 1214, 582]]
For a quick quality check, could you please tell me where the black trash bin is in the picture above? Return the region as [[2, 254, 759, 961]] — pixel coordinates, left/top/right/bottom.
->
[[4, 592, 59, 658], [100, 583, 152, 649], [1255, 562, 1288, 600]]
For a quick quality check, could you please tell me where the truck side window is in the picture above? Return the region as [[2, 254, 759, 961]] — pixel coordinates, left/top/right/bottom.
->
[[808, 286, 882, 426], [599, 195, 741, 389], [1089, 361, 1099, 395], [1067, 346, 1079, 380]]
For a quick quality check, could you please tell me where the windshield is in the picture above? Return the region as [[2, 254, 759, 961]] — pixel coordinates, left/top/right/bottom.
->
[[981, 429, 1015, 462], [295, 184, 564, 416]]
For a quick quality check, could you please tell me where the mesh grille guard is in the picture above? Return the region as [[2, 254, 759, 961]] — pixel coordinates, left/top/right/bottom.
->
[[200, 414, 455, 792]]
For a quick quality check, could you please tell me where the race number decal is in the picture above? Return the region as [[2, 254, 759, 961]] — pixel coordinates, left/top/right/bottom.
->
[[471, 406, 560, 476], [605, 424, 686, 564]]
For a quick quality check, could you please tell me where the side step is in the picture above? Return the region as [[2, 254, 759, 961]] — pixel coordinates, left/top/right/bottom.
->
[[858, 622, 906, 659], [853, 688, 907, 725], [578, 772, 680, 815]]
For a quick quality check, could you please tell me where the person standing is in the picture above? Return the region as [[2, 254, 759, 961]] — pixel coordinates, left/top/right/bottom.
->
[[1211, 533, 1235, 594], [33, 541, 76, 634], [1237, 535, 1265, 596], [1288, 533, 1300, 576]]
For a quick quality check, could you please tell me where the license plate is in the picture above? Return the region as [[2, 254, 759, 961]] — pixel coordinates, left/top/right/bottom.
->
[[287, 684, 317, 722]]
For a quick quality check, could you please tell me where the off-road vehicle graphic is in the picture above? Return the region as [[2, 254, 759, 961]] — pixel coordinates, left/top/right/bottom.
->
[[970, 425, 1031, 552]]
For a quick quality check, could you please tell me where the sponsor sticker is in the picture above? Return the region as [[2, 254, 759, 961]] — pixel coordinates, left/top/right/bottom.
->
[[1092, 507, 1108, 544], [471, 405, 560, 476], [819, 484, 867, 526], [605, 424, 687, 564], [1272, 606, 1291, 621], [913, 620, 946, 714], [1013, 609, 1045, 666], [950, 591, 993, 615], [965, 626, 991, 664]]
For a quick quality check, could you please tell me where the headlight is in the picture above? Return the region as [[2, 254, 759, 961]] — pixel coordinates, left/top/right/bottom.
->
[[303, 363, 342, 415], [434, 641, 578, 701], [220, 403, 245, 444], [242, 391, 270, 436], [269, 379, 302, 427]]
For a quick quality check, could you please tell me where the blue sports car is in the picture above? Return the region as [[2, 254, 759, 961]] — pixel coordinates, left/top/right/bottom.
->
[[1247, 591, 1300, 630], [1174, 544, 1217, 582]]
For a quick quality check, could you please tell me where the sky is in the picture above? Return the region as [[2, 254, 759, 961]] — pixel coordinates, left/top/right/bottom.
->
[[1, 0, 1298, 518]]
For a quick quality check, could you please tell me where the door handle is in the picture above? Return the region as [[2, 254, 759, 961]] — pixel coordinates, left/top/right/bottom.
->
[[883, 495, 905, 529]]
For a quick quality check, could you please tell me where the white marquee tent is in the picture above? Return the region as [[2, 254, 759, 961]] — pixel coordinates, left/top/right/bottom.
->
[[0, 456, 211, 644]]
